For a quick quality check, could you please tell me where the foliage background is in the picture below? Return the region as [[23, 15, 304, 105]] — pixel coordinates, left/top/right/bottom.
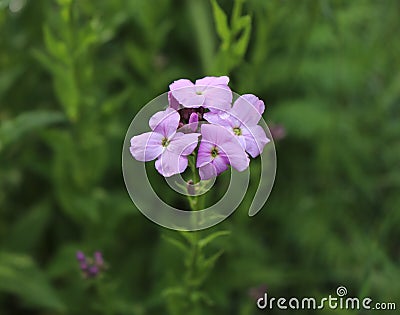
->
[[0, 0, 399, 314]]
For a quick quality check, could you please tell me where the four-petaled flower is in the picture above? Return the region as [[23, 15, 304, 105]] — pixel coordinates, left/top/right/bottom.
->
[[130, 108, 200, 177], [197, 124, 249, 180], [169, 76, 232, 111]]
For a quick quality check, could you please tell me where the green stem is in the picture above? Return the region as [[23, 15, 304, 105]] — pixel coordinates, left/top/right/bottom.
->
[[182, 155, 203, 314]]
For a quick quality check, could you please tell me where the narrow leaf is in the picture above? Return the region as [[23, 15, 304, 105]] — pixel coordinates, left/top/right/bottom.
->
[[198, 230, 231, 249]]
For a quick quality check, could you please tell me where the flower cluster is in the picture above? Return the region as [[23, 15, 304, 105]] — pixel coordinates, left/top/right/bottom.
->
[[130, 76, 270, 180], [76, 251, 105, 278]]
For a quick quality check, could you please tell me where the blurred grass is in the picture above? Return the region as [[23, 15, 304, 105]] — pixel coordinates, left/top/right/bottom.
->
[[0, 0, 399, 314]]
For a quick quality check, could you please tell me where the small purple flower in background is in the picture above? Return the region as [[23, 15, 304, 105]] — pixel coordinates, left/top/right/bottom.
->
[[130, 108, 200, 177], [129, 76, 271, 180], [248, 284, 268, 301], [204, 94, 270, 158], [76, 250, 106, 279], [269, 123, 286, 141], [197, 124, 249, 180]]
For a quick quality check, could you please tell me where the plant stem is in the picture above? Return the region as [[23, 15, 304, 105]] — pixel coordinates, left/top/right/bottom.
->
[[182, 156, 203, 314]]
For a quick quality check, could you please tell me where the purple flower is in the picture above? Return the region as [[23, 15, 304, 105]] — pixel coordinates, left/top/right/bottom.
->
[[76, 251, 86, 262], [130, 108, 200, 177], [79, 262, 88, 271], [204, 94, 270, 158], [197, 124, 249, 180], [248, 284, 268, 301], [269, 123, 286, 141], [94, 251, 104, 267], [169, 76, 232, 111], [88, 265, 99, 277], [76, 250, 106, 279]]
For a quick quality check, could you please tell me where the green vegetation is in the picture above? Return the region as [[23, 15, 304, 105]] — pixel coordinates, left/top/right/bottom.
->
[[1, 0, 399, 314]]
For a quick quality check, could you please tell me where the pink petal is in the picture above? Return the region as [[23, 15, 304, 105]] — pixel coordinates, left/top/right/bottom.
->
[[167, 132, 200, 156], [203, 112, 233, 127], [196, 141, 214, 168], [168, 91, 180, 109], [195, 76, 230, 87], [231, 94, 263, 126], [198, 155, 229, 180], [200, 124, 234, 145], [219, 140, 249, 172], [194, 76, 232, 111], [212, 154, 229, 174], [242, 125, 270, 158], [170, 79, 204, 108], [202, 85, 232, 112], [130, 132, 164, 162], [242, 94, 265, 114], [155, 150, 188, 177], [199, 163, 217, 180], [149, 108, 179, 138]]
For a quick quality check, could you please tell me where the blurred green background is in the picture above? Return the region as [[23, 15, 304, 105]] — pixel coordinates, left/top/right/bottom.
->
[[1, 0, 399, 314]]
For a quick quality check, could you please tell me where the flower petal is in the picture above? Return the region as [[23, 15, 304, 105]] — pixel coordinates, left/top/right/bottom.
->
[[196, 140, 214, 168], [168, 91, 180, 109], [195, 76, 230, 87], [130, 132, 164, 162], [242, 125, 270, 158], [219, 140, 249, 172], [212, 154, 229, 174], [203, 112, 233, 127], [149, 108, 180, 138], [170, 79, 204, 108], [199, 163, 217, 180], [155, 150, 188, 177], [202, 85, 232, 111], [194, 76, 232, 111], [167, 132, 200, 156], [242, 94, 265, 114], [198, 155, 229, 180], [231, 94, 263, 126]]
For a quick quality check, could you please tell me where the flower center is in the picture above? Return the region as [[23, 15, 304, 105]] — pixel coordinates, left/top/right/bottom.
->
[[162, 137, 170, 147], [233, 127, 242, 136], [211, 147, 219, 158], [196, 91, 203, 95]]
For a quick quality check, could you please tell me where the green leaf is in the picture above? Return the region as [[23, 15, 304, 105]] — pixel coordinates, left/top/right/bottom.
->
[[162, 235, 189, 254], [232, 15, 252, 57], [43, 25, 69, 63], [231, 0, 245, 33], [0, 110, 65, 152], [178, 231, 196, 244], [198, 230, 231, 249], [53, 69, 80, 120], [210, 0, 231, 50], [203, 250, 225, 269], [3, 201, 51, 253], [0, 252, 66, 312]]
